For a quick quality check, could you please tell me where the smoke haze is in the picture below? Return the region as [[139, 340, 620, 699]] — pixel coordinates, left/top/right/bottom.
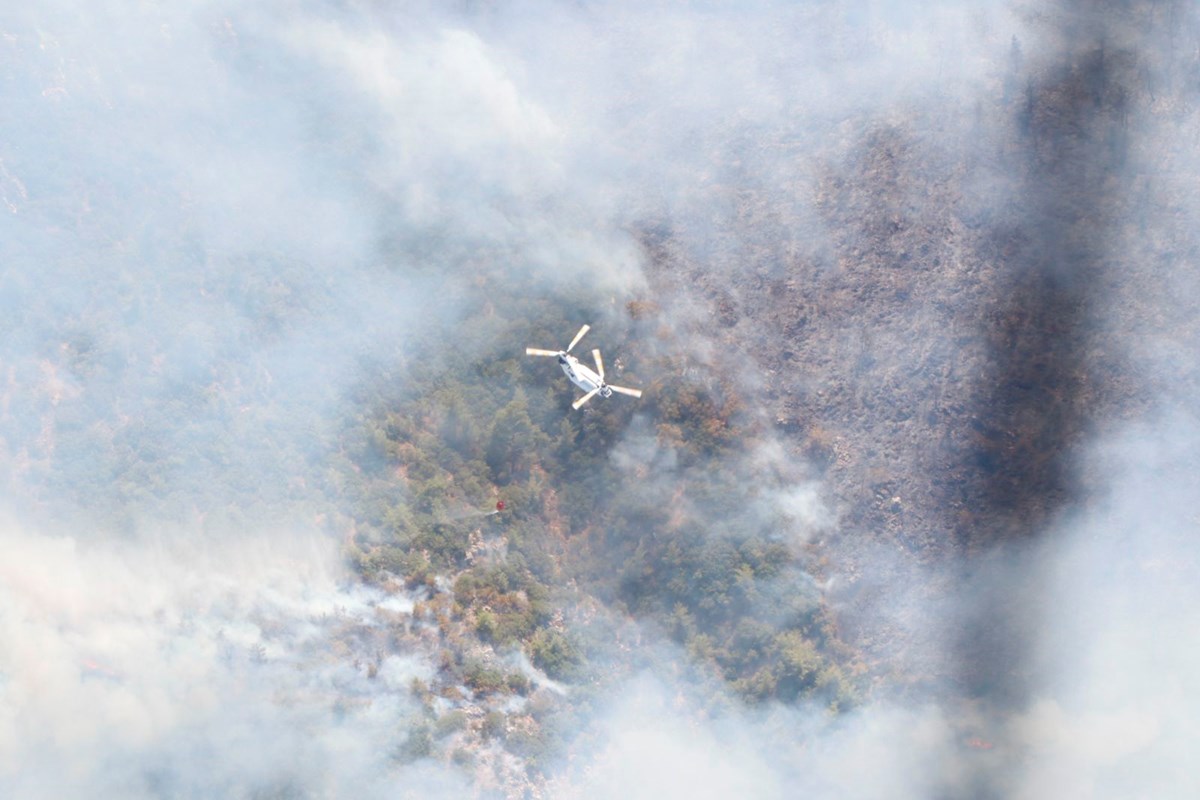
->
[[2, 1, 1199, 797]]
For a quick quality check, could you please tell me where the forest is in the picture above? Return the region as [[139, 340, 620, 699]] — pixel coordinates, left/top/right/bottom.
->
[[5, 2, 1200, 798], [337, 283, 859, 775]]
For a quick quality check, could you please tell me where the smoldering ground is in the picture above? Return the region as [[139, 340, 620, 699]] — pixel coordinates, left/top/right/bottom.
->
[[3, 0, 1200, 798]]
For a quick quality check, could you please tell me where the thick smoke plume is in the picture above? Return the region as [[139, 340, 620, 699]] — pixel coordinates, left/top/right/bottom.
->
[[0, 519, 464, 797], [2, 1, 1200, 798]]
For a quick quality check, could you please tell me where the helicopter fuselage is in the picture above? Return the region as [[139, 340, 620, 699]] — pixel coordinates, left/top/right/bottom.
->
[[558, 353, 613, 398]]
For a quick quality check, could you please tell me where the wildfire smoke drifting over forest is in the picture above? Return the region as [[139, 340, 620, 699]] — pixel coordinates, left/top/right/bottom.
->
[[2, 1, 1199, 798]]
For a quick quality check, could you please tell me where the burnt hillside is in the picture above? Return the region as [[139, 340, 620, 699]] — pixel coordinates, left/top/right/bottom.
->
[[630, 11, 1186, 707]]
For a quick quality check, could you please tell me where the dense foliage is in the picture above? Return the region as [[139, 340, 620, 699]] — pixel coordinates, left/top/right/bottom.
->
[[337, 287, 859, 771]]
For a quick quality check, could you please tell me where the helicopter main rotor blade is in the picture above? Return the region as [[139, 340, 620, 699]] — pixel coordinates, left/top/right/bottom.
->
[[591, 349, 605, 381], [608, 384, 642, 398], [572, 387, 600, 410], [566, 324, 590, 353], [525, 348, 560, 357]]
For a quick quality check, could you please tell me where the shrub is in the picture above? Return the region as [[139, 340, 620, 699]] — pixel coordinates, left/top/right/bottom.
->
[[529, 629, 581, 682]]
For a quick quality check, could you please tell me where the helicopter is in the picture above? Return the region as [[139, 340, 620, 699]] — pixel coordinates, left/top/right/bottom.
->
[[526, 324, 643, 409]]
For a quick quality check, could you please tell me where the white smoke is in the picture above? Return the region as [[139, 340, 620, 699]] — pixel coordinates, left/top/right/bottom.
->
[[0, 518, 461, 798], [1002, 412, 1200, 800], [3, 1, 1199, 798]]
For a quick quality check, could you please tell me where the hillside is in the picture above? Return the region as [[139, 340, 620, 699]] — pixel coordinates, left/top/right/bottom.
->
[[3, 3, 1200, 799]]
